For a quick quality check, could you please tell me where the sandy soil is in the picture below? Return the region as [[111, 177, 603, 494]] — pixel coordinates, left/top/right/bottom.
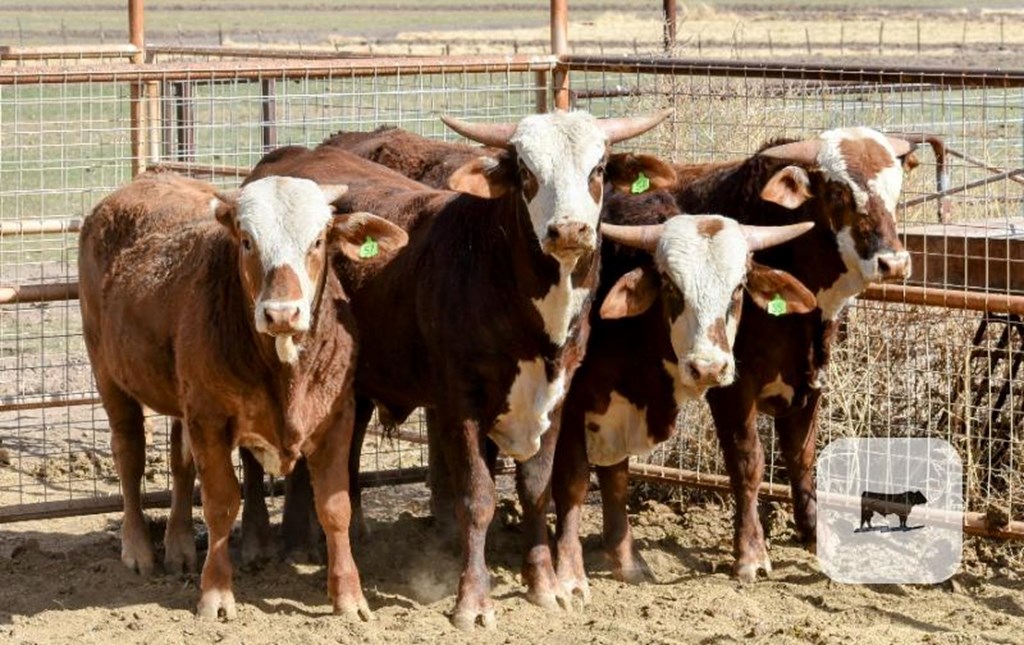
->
[[2, 481, 1023, 644]]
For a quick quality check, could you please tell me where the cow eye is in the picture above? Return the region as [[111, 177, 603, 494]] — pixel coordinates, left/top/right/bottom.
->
[[314, 238, 323, 250], [241, 237, 252, 252], [592, 163, 606, 178]]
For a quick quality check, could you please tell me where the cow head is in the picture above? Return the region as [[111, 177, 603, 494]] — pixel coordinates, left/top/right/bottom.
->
[[215, 176, 407, 364], [758, 127, 915, 288], [441, 110, 673, 262], [600, 215, 816, 396]]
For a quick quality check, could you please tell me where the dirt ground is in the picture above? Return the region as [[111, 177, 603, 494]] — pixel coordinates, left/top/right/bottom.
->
[[2, 480, 1023, 645]]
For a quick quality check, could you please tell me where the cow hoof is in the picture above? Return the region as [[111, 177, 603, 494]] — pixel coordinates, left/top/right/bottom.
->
[[526, 588, 572, 612], [121, 543, 155, 576], [163, 532, 197, 574], [451, 607, 497, 631], [612, 551, 654, 585], [334, 596, 373, 622], [558, 576, 592, 607], [196, 589, 237, 621], [734, 558, 772, 583]]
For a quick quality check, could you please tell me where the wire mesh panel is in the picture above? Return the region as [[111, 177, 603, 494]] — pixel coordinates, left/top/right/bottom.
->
[[564, 57, 1024, 527], [0, 54, 552, 521]]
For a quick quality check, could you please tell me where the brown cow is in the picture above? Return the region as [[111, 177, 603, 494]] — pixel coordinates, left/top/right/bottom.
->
[[243, 110, 673, 629], [78, 171, 406, 619], [600, 127, 918, 582]]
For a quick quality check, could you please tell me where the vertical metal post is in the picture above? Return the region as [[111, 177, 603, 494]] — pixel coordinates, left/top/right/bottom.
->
[[261, 78, 277, 152], [551, 0, 569, 111], [128, 0, 146, 176], [663, 0, 677, 52]]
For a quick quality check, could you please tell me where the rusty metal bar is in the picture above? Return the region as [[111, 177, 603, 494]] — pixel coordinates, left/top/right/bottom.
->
[[945, 146, 1024, 187], [146, 161, 249, 178], [663, 0, 677, 52], [128, 0, 146, 176], [0, 219, 82, 236], [0, 282, 78, 305], [551, 0, 570, 110], [147, 45, 385, 60], [0, 393, 101, 414], [629, 462, 1024, 540], [902, 166, 1024, 210], [861, 284, 1024, 316], [560, 55, 1024, 88], [0, 55, 557, 85], [261, 78, 277, 153]]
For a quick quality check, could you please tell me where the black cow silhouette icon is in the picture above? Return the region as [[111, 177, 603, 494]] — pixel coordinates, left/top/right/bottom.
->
[[859, 490, 928, 531]]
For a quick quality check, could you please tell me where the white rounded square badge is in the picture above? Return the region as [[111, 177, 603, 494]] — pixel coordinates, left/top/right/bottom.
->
[[816, 438, 963, 584]]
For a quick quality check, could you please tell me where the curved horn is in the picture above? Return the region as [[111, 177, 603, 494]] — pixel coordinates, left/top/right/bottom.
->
[[440, 115, 516, 149], [741, 221, 815, 252], [758, 139, 823, 165], [601, 223, 664, 252], [598, 109, 674, 145], [884, 136, 914, 158]]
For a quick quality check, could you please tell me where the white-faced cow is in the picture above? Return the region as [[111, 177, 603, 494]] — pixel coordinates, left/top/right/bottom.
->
[[242, 109, 673, 629], [78, 171, 406, 620], [604, 126, 918, 582]]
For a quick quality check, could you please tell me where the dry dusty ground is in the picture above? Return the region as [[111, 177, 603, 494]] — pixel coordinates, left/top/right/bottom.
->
[[2, 480, 1024, 645]]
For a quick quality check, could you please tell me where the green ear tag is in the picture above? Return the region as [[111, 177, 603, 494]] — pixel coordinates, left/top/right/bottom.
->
[[358, 236, 379, 259], [767, 293, 787, 316], [630, 171, 651, 194]]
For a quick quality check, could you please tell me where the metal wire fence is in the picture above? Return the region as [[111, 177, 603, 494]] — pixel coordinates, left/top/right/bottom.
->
[[1, 51, 1022, 537]]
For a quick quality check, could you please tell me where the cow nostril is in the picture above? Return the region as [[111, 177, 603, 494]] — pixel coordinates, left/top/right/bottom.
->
[[288, 307, 300, 324], [263, 309, 277, 326], [547, 224, 561, 240], [687, 361, 703, 381]]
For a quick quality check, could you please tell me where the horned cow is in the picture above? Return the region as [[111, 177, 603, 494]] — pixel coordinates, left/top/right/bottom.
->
[[78, 171, 407, 620]]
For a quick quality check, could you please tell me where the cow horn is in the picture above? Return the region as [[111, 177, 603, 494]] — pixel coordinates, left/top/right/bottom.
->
[[440, 115, 516, 149], [758, 139, 823, 165], [882, 135, 917, 158], [598, 109, 674, 145], [601, 223, 664, 252], [741, 221, 815, 252]]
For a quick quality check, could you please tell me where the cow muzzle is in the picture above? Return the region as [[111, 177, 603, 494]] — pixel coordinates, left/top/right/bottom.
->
[[682, 356, 735, 391], [876, 250, 912, 281], [257, 301, 307, 336], [543, 221, 597, 259]]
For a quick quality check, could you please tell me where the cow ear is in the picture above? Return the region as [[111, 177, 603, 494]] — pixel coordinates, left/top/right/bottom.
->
[[761, 165, 812, 210], [606, 153, 677, 193], [331, 211, 409, 261], [448, 154, 514, 199], [900, 150, 920, 174], [745, 261, 816, 315], [212, 190, 239, 236], [600, 266, 661, 319]]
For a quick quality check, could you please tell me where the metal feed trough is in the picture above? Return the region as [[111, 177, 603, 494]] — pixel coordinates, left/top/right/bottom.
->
[[1, 2, 1024, 541]]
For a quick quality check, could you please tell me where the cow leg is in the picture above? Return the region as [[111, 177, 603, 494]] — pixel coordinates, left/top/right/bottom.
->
[[190, 418, 240, 620], [775, 393, 819, 548], [426, 407, 458, 544], [164, 419, 197, 573], [707, 387, 770, 583], [552, 407, 592, 605], [516, 414, 567, 611], [282, 458, 321, 563], [347, 396, 375, 541], [99, 375, 154, 576], [598, 459, 653, 584], [239, 449, 273, 568], [307, 405, 370, 621], [444, 417, 497, 630]]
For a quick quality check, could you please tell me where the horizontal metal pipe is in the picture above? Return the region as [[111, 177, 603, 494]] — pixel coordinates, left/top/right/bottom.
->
[[560, 55, 1024, 88], [945, 146, 1024, 187], [148, 45, 385, 60], [861, 284, 1024, 316], [0, 219, 82, 236], [628, 462, 1024, 540], [0, 393, 100, 414], [902, 166, 1024, 209], [0, 55, 557, 85], [147, 161, 250, 179], [0, 44, 140, 61], [0, 282, 78, 305]]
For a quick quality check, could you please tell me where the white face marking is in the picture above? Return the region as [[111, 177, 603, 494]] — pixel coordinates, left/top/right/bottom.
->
[[491, 358, 566, 462], [815, 227, 868, 321], [237, 176, 333, 336], [655, 215, 746, 390], [511, 112, 605, 254], [758, 374, 795, 405], [584, 392, 656, 466], [532, 260, 591, 347]]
